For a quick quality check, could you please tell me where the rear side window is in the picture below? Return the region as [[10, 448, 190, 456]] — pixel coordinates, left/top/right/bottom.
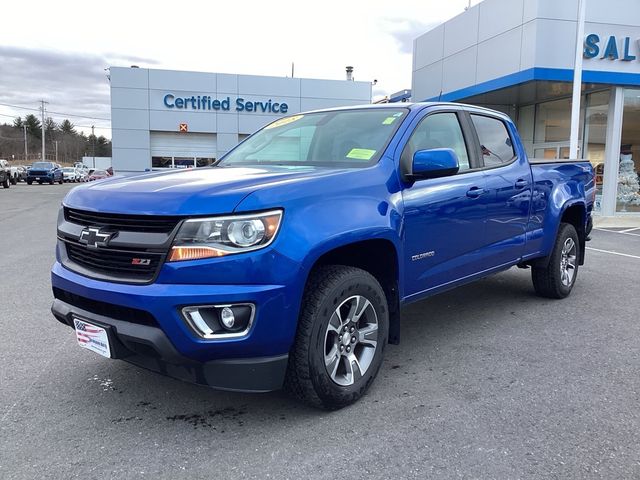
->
[[470, 114, 515, 167], [401, 113, 470, 171]]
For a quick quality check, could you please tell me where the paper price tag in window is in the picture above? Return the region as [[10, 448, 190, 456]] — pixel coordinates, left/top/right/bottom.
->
[[346, 148, 376, 160]]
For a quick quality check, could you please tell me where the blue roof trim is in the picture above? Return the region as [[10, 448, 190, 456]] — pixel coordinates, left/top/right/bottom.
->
[[424, 67, 640, 102]]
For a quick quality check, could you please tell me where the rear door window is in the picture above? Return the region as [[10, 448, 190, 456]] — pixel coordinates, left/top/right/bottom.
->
[[470, 114, 515, 167]]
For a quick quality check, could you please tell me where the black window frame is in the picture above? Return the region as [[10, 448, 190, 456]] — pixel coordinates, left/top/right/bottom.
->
[[399, 108, 483, 181], [467, 112, 517, 170]]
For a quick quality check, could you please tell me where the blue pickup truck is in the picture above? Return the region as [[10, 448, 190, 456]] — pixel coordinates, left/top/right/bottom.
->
[[27, 162, 64, 185], [52, 103, 594, 409]]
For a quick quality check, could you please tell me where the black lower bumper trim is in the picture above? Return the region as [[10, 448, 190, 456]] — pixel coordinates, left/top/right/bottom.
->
[[51, 298, 288, 392]]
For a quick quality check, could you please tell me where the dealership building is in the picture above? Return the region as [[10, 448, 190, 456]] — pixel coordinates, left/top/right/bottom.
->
[[109, 67, 371, 173], [412, 0, 640, 216]]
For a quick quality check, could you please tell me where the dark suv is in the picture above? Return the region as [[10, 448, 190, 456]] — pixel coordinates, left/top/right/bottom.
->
[[27, 162, 64, 185]]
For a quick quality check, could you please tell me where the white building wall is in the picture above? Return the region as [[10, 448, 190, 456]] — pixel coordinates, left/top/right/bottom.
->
[[412, 0, 640, 102], [110, 67, 371, 172]]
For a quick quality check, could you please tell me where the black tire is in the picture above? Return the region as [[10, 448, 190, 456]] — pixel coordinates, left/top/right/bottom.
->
[[49, 179, 54, 185], [10, 176, 17, 185], [59, 178, 64, 185], [2, 176, 9, 188], [27, 180, 32, 185], [284, 265, 389, 410], [38, 181, 43, 185], [532, 223, 580, 299]]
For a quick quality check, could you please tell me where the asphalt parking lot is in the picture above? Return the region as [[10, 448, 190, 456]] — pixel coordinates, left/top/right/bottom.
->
[[1, 182, 639, 479]]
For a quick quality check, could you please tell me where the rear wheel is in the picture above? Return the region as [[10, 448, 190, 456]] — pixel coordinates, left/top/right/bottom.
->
[[285, 265, 388, 410], [532, 223, 579, 299], [10, 175, 17, 185], [2, 176, 9, 188], [27, 180, 32, 185]]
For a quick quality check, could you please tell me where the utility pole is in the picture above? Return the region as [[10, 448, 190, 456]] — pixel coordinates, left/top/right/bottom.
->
[[40, 100, 48, 160], [54, 140, 59, 164], [92, 125, 96, 168], [23, 124, 28, 162]]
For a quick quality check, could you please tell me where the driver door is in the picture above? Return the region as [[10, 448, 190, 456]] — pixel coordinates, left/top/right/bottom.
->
[[400, 110, 487, 299]]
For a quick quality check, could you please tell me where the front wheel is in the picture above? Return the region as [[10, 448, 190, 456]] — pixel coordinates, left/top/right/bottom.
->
[[2, 176, 9, 188], [10, 176, 17, 185], [284, 265, 389, 410], [532, 223, 580, 299]]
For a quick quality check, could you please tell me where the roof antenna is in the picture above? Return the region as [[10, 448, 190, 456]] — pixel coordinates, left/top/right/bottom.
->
[[438, 90, 443, 101]]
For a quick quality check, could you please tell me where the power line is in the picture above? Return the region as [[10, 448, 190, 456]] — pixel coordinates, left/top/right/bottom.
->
[[0, 102, 110, 121], [0, 111, 110, 131]]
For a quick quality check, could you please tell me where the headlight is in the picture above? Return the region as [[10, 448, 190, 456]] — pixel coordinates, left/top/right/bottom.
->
[[168, 210, 283, 262]]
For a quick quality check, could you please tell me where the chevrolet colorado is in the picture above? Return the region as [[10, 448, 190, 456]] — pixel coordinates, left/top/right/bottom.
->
[[51, 103, 595, 409]]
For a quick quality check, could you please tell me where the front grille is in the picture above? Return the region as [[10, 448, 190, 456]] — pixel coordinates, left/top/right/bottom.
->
[[29, 170, 49, 176], [65, 241, 162, 282], [64, 207, 181, 233], [53, 287, 158, 327]]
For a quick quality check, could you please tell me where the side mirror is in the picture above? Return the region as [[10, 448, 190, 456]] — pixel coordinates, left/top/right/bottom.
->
[[410, 148, 459, 180]]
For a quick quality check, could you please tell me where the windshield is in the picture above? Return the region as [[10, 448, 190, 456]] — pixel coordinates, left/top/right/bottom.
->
[[62, 168, 74, 172], [219, 108, 408, 168], [31, 162, 54, 169]]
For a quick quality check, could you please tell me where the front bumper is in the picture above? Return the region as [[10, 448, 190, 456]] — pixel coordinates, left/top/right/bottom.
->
[[51, 262, 297, 392]]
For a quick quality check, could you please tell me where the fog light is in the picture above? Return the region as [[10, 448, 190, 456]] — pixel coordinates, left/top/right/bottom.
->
[[181, 303, 255, 339], [220, 307, 235, 329]]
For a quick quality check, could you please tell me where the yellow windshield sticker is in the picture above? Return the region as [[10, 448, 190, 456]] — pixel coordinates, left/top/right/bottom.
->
[[265, 115, 303, 129], [382, 117, 397, 125], [346, 148, 376, 160]]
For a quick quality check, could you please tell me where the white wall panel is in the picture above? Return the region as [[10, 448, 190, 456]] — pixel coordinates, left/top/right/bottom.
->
[[149, 110, 216, 133], [149, 69, 216, 91], [443, 4, 479, 56], [238, 75, 300, 97], [111, 88, 148, 110], [111, 108, 149, 130], [111, 129, 150, 150], [478, 0, 524, 42], [110, 68, 148, 89], [413, 25, 445, 70], [412, 62, 443, 102], [476, 27, 523, 84], [442, 47, 478, 94], [112, 147, 151, 173]]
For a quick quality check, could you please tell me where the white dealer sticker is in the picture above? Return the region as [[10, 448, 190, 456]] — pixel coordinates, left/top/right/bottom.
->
[[74, 318, 111, 358]]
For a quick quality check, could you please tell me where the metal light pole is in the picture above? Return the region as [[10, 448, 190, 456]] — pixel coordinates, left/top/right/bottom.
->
[[92, 125, 96, 168], [569, 0, 586, 159], [23, 124, 28, 162], [40, 100, 48, 160]]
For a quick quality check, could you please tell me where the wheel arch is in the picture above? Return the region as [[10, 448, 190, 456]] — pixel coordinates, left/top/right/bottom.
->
[[304, 237, 402, 345]]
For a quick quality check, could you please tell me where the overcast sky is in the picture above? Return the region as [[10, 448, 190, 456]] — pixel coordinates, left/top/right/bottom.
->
[[0, 0, 477, 138]]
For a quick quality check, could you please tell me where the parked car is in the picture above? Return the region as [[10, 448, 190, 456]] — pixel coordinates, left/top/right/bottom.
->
[[88, 169, 110, 181], [16, 166, 28, 182], [61, 167, 79, 182], [26, 162, 64, 185], [51, 103, 595, 409], [0, 159, 20, 185], [0, 159, 11, 188], [76, 169, 89, 182]]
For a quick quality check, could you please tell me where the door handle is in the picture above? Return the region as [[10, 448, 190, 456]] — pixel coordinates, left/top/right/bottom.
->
[[466, 187, 485, 198], [515, 179, 528, 189]]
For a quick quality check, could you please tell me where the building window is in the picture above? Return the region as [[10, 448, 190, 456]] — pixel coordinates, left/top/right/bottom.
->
[[152, 156, 172, 168], [616, 89, 640, 213], [583, 90, 610, 208]]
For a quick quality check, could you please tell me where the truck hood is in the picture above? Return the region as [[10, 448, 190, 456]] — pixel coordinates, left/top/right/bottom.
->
[[63, 166, 333, 215]]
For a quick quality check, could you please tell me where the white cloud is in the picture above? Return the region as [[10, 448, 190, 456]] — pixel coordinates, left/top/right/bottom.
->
[[0, 0, 472, 137]]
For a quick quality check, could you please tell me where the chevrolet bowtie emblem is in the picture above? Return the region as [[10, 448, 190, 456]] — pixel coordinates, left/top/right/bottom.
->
[[79, 227, 115, 249]]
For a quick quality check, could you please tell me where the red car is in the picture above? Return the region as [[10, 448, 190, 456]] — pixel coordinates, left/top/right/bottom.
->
[[88, 170, 110, 181]]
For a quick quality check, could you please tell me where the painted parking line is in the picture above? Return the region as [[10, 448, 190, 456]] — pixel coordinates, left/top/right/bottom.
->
[[594, 228, 640, 237], [586, 246, 640, 260]]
